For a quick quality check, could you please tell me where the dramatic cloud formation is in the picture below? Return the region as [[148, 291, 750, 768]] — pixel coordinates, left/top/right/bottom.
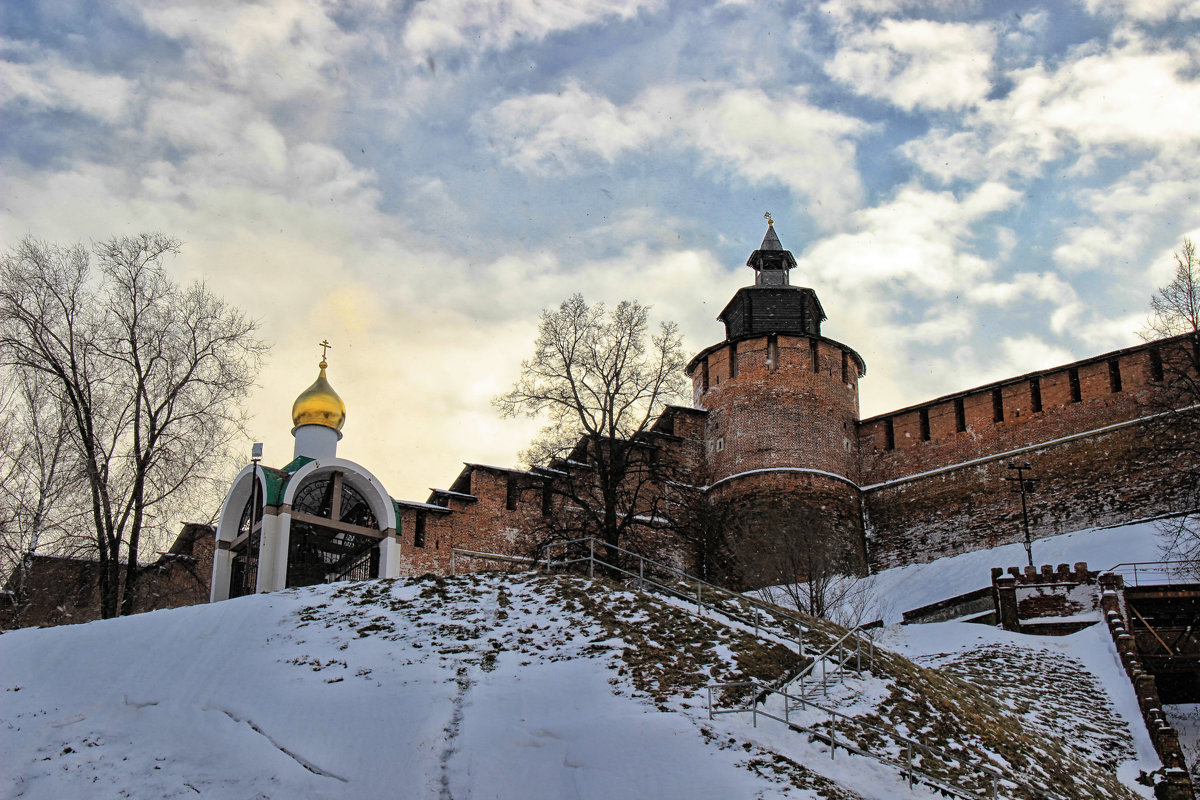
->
[[2, 0, 1198, 506]]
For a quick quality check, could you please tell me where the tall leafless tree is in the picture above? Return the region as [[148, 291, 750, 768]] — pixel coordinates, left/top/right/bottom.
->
[[0, 369, 90, 626], [0, 234, 266, 617], [495, 294, 687, 566], [1142, 237, 1200, 575]]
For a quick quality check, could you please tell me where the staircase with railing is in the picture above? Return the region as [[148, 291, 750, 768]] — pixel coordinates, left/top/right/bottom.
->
[[453, 538, 1087, 799]]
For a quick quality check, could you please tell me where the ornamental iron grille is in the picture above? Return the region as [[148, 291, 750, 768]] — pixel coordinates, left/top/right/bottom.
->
[[286, 472, 381, 588], [229, 495, 260, 598]]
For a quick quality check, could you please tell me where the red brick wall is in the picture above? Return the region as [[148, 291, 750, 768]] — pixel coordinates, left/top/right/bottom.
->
[[860, 344, 1165, 482], [694, 334, 862, 483], [1, 524, 215, 630], [861, 339, 1197, 570]]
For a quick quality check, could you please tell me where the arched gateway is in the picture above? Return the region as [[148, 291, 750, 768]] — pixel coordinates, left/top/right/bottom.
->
[[210, 352, 401, 601]]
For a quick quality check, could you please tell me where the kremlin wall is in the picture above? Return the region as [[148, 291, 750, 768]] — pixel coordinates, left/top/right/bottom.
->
[[202, 221, 1196, 601], [7, 222, 1194, 628], [206, 221, 1190, 597]]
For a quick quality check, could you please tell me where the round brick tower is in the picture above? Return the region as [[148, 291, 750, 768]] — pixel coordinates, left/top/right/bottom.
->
[[686, 220, 869, 582]]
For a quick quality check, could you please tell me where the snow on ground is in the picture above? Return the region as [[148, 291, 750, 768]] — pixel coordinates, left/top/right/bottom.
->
[[1, 573, 953, 800], [865, 520, 1164, 624], [1, 536, 1179, 800], [879, 621, 1163, 795], [1165, 704, 1200, 786]]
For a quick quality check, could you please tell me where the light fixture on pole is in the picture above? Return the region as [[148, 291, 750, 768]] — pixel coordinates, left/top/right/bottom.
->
[[245, 442, 264, 596], [1005, 461, 1038, 567]]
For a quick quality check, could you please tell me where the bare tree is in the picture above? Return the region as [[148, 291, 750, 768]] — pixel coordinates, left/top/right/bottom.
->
[[495, 294, 687, 565], [0, 234, 266, 617], [1141, 238, 1200, 575], [0, 369, 90, 626]]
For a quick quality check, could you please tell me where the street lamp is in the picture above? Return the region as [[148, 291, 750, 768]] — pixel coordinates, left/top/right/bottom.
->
[[244, 443, 264, 596], [1005, 461, 1038, 567]]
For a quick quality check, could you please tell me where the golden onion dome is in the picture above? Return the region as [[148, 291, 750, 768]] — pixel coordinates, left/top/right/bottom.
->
[[291, 358, 346, 432]]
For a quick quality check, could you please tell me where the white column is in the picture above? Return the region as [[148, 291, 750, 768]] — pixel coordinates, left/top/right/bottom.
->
[[270, 512, 292, 591], [255, 514, 285, 592], [210, 548, 233, 602], [293, 425, 339, 460], [379, 530, 401, 578]]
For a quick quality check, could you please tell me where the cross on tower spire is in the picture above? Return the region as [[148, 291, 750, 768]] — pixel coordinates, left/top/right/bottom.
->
[[319, 339, 332, 368]]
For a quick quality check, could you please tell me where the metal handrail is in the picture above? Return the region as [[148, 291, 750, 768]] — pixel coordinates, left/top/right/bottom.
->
[[544, 537, 813, 647], [1103, 560, 1198, 587], [784, 624, 875, 702], [707, 679, 1069, 800]]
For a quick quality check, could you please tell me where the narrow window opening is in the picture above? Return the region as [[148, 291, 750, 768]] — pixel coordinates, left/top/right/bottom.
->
[[729, 343, 738, 379], [919, 408, 931, 441], [702, 358, 710, 392], [810, 339, 820, 374], [1108, 359, 1123, 393], [414, 512, 426, 548], [884, 418, 895, 451], [1030, 378, 1043, 413], [954, 398, 966, 432], [715, 437, 724, 452], [505, 476, 518, 511], [1069, 368, 1081, 403], [841, 351, 849, 383], [1149, 348, 1164, 382], [767, 335, 778, 371], [992, 388, 1004, 423], [541, 482, 552, 516]]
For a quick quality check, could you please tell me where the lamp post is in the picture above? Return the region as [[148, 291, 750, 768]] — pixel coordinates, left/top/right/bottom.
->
[[245, 442, 263, 595], [1005, 461, 1038, 567]]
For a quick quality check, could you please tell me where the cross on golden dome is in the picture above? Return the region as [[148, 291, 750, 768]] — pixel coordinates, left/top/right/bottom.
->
[[292, 341, 346, 432]]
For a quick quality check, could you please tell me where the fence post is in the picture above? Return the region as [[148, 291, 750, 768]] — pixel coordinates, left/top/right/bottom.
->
[[544, 544, 551, 571], [589, 538, 594, 579], [639, 557, 644, 588], [829, 713, 836, 760], [450, 550, 456, 576], [697, 580, 702, 614], [906, 742, 913, 789], [707, 686, 713, 721]]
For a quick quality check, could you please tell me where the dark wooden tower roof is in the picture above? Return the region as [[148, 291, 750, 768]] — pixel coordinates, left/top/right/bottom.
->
[[718, 221, 826, 339]]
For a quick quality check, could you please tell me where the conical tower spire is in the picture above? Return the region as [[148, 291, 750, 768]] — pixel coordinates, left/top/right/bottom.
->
[[746, 212, 797, 285]]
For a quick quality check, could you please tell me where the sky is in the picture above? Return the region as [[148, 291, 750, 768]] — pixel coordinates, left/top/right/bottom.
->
[[3, 0, 1200, 504]]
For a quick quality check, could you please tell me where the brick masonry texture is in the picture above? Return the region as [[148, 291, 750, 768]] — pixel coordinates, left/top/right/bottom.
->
[[2, 523, 215, 630], [695, 334, 861, 482], [860, 339, 1196, 570], [400, 333, 1196, 585]]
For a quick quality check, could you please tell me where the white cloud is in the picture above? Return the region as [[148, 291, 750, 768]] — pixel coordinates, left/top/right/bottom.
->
[[401, 0, 663, 62], [798, 182, 1019, 295], [905, 36, 1200, 182], [825, 19, 997, 111], [1081, 0, 1200, 20], [0, 55, 133, 123], [477, 81, 868, 223], [1053, 167, 1198, 272], [135, 0, 354, 110], [968, 272, 1076, 305]]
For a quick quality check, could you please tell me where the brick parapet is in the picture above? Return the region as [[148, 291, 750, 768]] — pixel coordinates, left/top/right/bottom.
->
[[859, 338, 1187, 485], [991, 561, 1099, 634]]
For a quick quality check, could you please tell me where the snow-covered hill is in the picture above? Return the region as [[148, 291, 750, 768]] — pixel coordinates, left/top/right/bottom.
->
[[0, 563, 1168, 799]]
